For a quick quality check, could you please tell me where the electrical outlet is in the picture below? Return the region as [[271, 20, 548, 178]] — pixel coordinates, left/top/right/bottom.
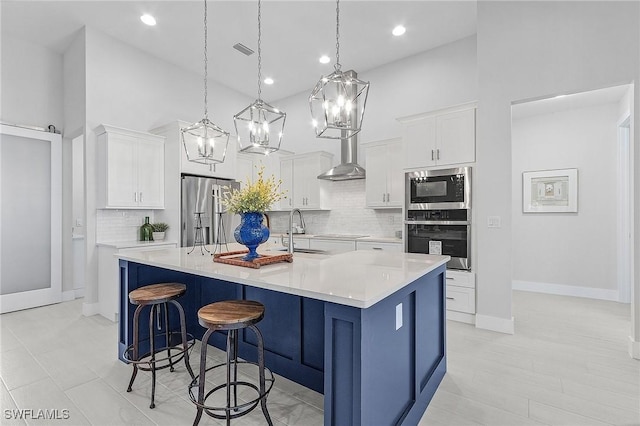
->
[[488, 216, 502, 228], [395, 303, 403, 330]]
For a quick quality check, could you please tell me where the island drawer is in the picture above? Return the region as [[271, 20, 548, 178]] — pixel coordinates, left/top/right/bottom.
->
[[356, 241, 402, 252], [445, 285, 476, 314], [445, 270, 475, 289]]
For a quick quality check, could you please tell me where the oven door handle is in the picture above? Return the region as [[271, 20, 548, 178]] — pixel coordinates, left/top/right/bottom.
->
[[404, 220, 471, 226]]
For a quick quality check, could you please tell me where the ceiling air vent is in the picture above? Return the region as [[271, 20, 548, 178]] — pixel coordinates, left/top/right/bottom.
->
[[233, 43, 254, 56]]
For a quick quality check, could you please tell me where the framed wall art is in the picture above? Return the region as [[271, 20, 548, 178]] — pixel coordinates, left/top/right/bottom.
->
[[522, 168, 578, 213]]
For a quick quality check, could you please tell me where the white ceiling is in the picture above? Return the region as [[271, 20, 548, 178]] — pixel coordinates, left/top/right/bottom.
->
[[1, 1, 477, 101]]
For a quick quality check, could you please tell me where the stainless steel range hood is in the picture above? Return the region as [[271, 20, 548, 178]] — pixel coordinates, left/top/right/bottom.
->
[[317, 71, 366, 181], [317, 133, 366, 181]]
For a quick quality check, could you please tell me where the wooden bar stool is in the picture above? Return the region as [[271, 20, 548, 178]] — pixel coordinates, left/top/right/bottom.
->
[[189, 300, 275, 426], [124, 283, 195, 408]]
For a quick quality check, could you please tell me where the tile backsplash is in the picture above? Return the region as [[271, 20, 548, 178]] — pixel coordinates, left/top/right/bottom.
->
[[268, 180, 402, 237], [96, 209, 155, 242]]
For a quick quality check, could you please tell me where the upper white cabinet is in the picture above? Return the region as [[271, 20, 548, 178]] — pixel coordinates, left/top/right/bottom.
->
[[364, 138, 403, 208], [398, 103, 476, 169], [150, 120, 236, 180], [280, 152, 333, 210], [96, 125, 165, 209], [237, 152, 288, 211]]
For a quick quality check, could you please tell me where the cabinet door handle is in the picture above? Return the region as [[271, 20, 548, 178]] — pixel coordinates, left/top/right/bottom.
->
[[446, 277, 454, 280], [139, 192, 143, 202], [134, 192, 137, 202], [382, 193, 385, 203], [446, 297, 455, 300], [387, 193, 390, 202], [437, 149, 440, 160], [372, 247, 383, 250]]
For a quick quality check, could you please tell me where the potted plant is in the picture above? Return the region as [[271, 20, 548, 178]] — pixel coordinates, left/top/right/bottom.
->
[[223, 166, 286, 260], [151, 222, 169, 241]]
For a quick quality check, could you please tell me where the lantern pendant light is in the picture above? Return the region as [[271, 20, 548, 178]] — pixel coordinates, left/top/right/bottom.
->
[[182, 0, 230, 165], [234, 0, 286, 155], [309, 0, 370, 140]]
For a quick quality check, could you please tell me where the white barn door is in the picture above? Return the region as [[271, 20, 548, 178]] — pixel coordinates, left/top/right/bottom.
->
[[0, 124, 62, 313]]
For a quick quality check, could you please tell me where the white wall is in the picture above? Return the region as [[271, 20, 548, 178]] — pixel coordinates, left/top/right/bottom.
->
[[1, 35, 63, 130], [511, 103, 619, 299], [476, 1, 640, 335], [81, 27, 253, 306], [273, 36, 478, 161]]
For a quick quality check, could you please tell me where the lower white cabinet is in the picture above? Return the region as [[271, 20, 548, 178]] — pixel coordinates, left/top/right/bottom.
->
[[356, 241, 402, 252], [98, 242, 177, 322], [267, 235, 310, 250], [445, 270, 476, 316], [309, 239, 356, 253]]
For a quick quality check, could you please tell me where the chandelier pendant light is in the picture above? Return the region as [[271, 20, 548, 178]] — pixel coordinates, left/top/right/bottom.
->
[[234, 0, 286, 155], [182, 0, 230, 165], [309, 0, 370, 140]]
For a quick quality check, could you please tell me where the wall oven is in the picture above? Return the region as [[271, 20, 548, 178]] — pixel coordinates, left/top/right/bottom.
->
[[406, 166, 471, 210], [405, 167, 472, 270]]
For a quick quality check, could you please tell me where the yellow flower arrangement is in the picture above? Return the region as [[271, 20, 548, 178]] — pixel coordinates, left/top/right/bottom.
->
[[223, 166, 286, 214]]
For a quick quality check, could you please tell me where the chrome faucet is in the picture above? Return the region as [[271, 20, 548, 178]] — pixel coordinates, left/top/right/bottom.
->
[[286, 208, 305, 254]]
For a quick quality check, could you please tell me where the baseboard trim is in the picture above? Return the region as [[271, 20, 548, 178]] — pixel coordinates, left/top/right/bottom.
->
[[629, 336, 640, 360], [475, 314, 514, 334], [513, 280, 620, 302], [446, 310, 475, 325], [61, 291, 75, 302], [82, 302, 99, 317]]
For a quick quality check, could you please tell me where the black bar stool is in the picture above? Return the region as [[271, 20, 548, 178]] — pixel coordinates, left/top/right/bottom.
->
[[124, 282, 195, 408], [189, 300, 275, 426]]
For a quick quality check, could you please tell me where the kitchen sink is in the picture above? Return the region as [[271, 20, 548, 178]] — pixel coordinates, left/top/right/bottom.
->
[[313, 234, 369, 239], [271, 247, 328, 254]]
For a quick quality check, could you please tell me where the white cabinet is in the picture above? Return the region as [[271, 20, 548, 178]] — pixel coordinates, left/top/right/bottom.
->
[[309, 238, 356, 253], [356, 241, 402, 252], [398, 103, 476, 169], [96, 125, 165, 209], [280, 152, 333, 210], [445, 270, 476, 321], [237, 152, 288, 211], [150, 120, 236, 180], [97, 242, 177, 322], [364, 138, 403, 208], [266, 235, 310, 250]]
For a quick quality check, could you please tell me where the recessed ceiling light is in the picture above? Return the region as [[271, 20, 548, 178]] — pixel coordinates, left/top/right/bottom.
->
[[392, 25, 406, 36], [319, 55, 331, 64], [140, 14, 156, 26], [264, 77, 274, 85]]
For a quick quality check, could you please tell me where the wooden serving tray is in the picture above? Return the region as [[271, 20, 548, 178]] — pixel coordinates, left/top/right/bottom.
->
[[213, 249, 293, 269]]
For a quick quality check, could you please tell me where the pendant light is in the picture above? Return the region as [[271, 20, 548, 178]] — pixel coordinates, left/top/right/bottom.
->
[[309, 0, 370, 139], [181, 0, 230, 165], [234, 0, 286, 155]]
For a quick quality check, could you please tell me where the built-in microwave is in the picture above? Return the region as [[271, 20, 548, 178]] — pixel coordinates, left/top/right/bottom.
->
[[405, 167, 471, 210]]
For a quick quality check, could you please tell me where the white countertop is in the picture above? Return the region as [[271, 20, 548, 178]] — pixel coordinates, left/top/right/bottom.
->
[[116, 244, 448, 309], [273, 233, 402, 244], [97, 240, 178, 249]]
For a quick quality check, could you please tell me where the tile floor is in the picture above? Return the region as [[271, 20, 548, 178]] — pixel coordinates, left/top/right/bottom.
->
[[1, 291, 638, 425]]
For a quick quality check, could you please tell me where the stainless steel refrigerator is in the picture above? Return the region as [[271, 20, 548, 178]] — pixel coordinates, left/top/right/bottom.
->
[[181, 175, 240, 248]]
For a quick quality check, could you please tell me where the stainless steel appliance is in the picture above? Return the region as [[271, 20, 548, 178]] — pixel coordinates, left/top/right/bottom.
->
[[405, 167, 472, 270], [405, 209, 471, 270], [406, 166, 471, 210], [181, 175, 240, 248]]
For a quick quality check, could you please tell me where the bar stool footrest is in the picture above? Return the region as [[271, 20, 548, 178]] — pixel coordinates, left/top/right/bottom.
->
[[188, 360, 275, 421], [123, 332, 195, 371]]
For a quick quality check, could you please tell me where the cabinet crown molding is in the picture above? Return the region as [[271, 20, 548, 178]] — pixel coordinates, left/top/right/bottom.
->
[[396, 101, 478, 124], [95, 124, 165, 141]]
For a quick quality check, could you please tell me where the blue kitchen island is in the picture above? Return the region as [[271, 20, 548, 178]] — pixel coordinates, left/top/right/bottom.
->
[[116, 246, 449, 425]]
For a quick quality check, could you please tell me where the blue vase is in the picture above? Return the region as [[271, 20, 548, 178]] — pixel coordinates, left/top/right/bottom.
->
[[234, 212, 270, 261]]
